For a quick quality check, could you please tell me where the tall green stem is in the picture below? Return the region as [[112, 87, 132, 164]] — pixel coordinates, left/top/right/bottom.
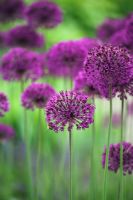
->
[[91, 97, 95, 199], [103, 86, 112, 200], [119, 97, 124, 200], [69, 130, 72, 200]]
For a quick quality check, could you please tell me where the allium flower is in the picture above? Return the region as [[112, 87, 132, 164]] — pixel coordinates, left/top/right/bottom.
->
[[0, 0, 25, 22], [25, 1, 63, 28], [77, 37, 101, 51], [0, 48, 45, 81], [0, 124, 15, 141], [103, 113, 121, 128], [102, 142, 133, 175], [97, 18, 125, 42], [74, 71, 101, 97], [5, 25, 44, 49], [0, 92, 9, 117], [0, 32, 7, 47], [21, 83, 56, 110], [46, 41, 86, 77], [84, 44, 132, 96], [46, 91, 95, 132]]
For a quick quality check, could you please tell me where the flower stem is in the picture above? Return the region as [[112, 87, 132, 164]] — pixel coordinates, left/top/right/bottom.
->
[[91, 97, 95, 199], [103, 86, 112, 200], [119, 97, 124, 200], [69, 130, 72, 200]]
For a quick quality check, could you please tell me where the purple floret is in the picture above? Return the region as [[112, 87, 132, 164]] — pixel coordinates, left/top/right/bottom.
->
[[46, 40, 87, 78], [0, 48, 45, 82], [0, 0, 25, 22], [5, 25, 45, 49], [0, 124, 15, 141], [25, 0, 63, 28], [0, 92, 9, 117], [21, 83, 56, 110], [102, 142, 133, 175], [46, 91, 95, 132]]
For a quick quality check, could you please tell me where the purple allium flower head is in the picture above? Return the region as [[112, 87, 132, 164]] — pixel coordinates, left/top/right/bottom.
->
[[5, 25, 44, 49], [77, 37, 102, 51], [102, 142, 133, 175], [84, 44, 132, 96], [25, 0, 63, 29], [0, 92, 9, 117], [97, 18, 125, 42], [46, 91, 95, 132], [0, 48, 44, 81], [46, 40, 86, 77], [74, 71, 101, 97], [0, 0, 25, 22], [21, 83, 56, 110], [0, 124, 15, 141], [103, 113, 121, 128]]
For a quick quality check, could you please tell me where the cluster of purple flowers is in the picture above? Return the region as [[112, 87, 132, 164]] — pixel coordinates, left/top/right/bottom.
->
[[0, 92, 9, 117], [0, 124, 15, 141], [102, 142, 133, 175], [46, 91, 95, 132]]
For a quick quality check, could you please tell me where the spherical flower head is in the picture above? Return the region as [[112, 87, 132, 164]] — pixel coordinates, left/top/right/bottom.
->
[[97, 18, 125, 42], [25, 1, 63, 29], [21, 83, 56, 110], [102, 142, 133, 175], [77, 37, 102, 51], [46, 41, 86, 77], [74, 71, 101, 97], [125, 16, 133, 43], [5, 25, 45, 49], [46, 91, 95, 132], [84, 44, 132, 90], [0, 48, 45, 82], [0, 0, 25, 22], [0, 124, 15, 141], [0, 92, 9, 117]]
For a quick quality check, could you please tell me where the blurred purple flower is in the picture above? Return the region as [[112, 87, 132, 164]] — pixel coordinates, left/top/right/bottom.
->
[[46, 40, 86, 77], [97, 18, 125, 42], [128, 101, 133, 115], [46, 91, 95, 132], [21, 83, 56, 110], [0, 92, 9, 117], [25, 0, 63, 28], [74, 71, 101, 97], [0, 124, 15, 141], [5, 25, 45, 49], [102, 142, 133, 175], [103, 113, 121, 128], [0, 0, 25, 22], [0, 48, 45, 81]]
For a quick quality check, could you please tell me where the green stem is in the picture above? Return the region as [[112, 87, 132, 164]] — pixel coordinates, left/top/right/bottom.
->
[[103, 86, 112, 200], [119, 97, 124, 200], [91, 97, 95, 199], [69, 130, 72, 200]]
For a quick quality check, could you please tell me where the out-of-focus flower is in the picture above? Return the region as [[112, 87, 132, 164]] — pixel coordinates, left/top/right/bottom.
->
[[74, 71, 101, 97], [102, 142, 133, 175], [0, 92, 9, 117], [103, 113, 121, 128], [0, 0, 25, 22], [0, 32, 7, 47], [21, 83, 56, 110], [0, 48, 45, 81], [25, 0, 63, 29], [0, 124, 15, 141], [46, 91, 95, 132], [128, 101, 133, 115], [5, 25, 45, 49], [46, 40, 86, 77]]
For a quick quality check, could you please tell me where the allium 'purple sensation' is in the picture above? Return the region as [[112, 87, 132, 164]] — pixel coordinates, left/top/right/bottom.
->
[[102, 142, 133, 175], [97, 18, 125, 42], [0, 124, 15, 141], [46, 41, 86, 77], [21, 83, 56, 110], [46, 91, 95, 132], [74, 71, 101, 97], [0, 92, 9, 117], [84, 45, 132, 96], [25, 1, 63, 28], [0, 48, 44, 81], [0, 0, 25, 22], [5, 25, 44, 49], [77, 37, 101, 51]]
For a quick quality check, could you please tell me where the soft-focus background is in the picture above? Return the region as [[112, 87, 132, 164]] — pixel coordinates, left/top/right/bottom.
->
[[1, 0, 133, 200]]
